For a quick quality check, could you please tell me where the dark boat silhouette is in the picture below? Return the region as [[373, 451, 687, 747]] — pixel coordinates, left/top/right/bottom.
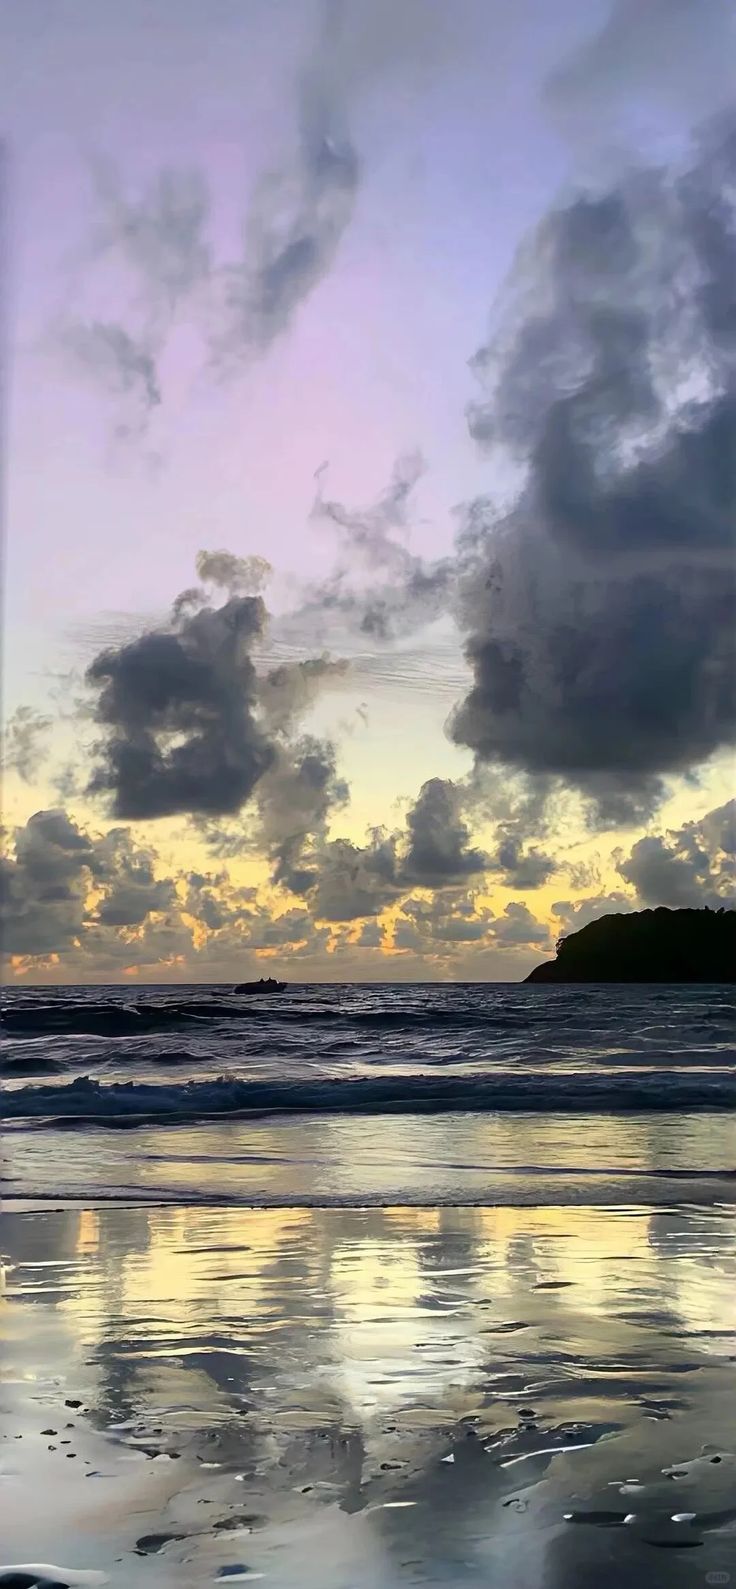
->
[[233, 976, 287, 994]]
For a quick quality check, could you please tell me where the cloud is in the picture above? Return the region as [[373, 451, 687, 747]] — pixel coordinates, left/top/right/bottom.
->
[[180, 865, 332, 964], [463, 766, 559, 885], [545, 0, 736, 141], [55, 161, 211, 440], [255, 736, 350, 893], [487, 830, 556, 889], [88, 160, 211, 310], [83, 557, 352, 853], [356, 919, 385, 949], [306, 454, 455, 640], [55, 12, 360, 418], [53, 0, 476, 454], [304, 829, 400, 921], [212, 87, 359, 362], [0, 809, 176, 957], [618, 798, 736, 907], [58, 320, 161, 435], [196, 549, 272, 596], [3, 706, 52, 782], [450, 114, 736, 815], [551, 890, 633, 938], [256, 656, 349, 734], [393, 891, 552, 956], [492, 901, 551, 949], [208, 0, 466, 365], [91, 828, 177, 926], [398, 888, 494, 946], [1, 808, 336, 972], [86, 590, 274, 819], [402, 777, 489, 888], [314, 450, 425, 571], [268, 774, 491, 919]]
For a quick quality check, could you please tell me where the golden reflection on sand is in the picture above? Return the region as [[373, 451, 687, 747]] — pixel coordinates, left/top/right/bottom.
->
[[2, 1198, 736, 1587], [51, 1199, 736, 1425]]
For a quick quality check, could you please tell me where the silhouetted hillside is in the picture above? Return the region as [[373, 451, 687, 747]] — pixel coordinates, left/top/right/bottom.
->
[[525, 907, 736, 983]]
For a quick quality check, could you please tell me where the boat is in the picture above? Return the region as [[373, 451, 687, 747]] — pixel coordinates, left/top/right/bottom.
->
[[233, 977, 287, 994]]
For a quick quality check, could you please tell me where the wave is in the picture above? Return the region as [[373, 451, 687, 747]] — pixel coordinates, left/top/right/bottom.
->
[[4, 1002, 718, 1042], [1, 999, 263, 1037], [2, 1068, 734, 1125], [0, 1000, 546, 1039]]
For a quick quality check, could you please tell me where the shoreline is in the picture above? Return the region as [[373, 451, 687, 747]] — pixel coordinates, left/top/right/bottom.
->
[[3, 1107, 735, 1211]]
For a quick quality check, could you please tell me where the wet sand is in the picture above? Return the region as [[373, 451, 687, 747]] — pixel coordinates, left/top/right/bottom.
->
[[1, 1200, 735, 1587]]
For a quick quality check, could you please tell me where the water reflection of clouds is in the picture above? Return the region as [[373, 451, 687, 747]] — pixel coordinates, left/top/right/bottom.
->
[[3, 1200, 736, 1586], [48, 1201, 736, 1425]]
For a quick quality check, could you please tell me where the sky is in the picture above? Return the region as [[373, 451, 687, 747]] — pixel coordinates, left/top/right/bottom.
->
[[1, 0, 734, 984]]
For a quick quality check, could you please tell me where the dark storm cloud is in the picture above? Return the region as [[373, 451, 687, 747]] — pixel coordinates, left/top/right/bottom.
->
[[84, 557, 352, 832], [577, 775, 670, 830], [618, 798, 736, 907], [450, 115, 736, 812], [86, 592, 274, 819], [402, 777, 489, 888], [488, 831, 555, 890], [3, 706, 52, 782]]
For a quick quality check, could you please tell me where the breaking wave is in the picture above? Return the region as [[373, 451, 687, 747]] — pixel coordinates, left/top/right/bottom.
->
[[2, 1067, 734, 1126]]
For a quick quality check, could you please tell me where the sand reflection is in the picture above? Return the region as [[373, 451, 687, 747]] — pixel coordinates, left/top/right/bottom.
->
[[1, 1199, 735, 1585]]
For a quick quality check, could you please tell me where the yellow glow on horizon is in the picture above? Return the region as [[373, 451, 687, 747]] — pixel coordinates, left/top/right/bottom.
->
[[3, 743, 734, 981]]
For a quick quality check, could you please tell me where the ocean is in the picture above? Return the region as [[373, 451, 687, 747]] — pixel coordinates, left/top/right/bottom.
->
[[1, 983, 735, 1586], [1, 981, 734, 1204]]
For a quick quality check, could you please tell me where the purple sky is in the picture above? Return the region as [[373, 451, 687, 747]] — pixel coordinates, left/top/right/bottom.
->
[[2, 0, 734, 981]]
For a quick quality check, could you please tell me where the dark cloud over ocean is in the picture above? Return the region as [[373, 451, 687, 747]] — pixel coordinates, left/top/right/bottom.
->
[[450, 113, 736, 813]]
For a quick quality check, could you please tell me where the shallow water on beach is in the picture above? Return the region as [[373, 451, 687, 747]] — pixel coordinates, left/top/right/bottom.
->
[[2, 1108, 736, 1209], [1, 1199, 736, 1587]]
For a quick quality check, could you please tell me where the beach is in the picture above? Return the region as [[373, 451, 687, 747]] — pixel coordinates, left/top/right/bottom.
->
[[2, 985, 735, 1584], [2, 1116, 736, 1586]]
